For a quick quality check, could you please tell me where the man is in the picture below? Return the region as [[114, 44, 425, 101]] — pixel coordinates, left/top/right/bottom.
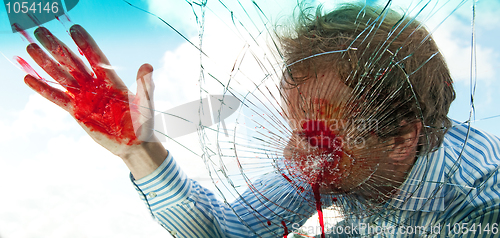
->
[[279, 4, 500, 237], [278, 4, 499, 237], [22, 2, 499, 238]]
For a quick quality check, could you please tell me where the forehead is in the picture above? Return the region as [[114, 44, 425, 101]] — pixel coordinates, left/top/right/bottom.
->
[[283, 71, 353, 105], [281, 70, 355, 124]]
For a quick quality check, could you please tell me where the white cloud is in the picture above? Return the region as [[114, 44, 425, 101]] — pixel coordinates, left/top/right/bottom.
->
[[146, 0, 198, 36], [451, 0, 500, 30], [0, 94, 171, 236], [0, 93, 75, 143], [0, 133, 172, 238], [431, 15, 497, 83]]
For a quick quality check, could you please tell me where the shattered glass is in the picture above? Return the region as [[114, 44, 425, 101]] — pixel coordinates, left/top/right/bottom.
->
[[3, 0, 500, 237]]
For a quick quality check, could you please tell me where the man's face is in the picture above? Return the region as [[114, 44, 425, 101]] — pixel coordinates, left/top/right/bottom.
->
[[281, 71, 415, 197]]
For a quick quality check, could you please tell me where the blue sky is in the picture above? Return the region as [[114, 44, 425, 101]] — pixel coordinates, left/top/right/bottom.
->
[[0, 0, 499, 237]]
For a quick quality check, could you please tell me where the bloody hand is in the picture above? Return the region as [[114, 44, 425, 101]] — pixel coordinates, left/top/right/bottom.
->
[[24, 25, 155, 155]]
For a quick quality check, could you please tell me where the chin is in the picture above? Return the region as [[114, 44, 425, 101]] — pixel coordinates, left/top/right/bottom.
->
[[283, 144, 381, 195]]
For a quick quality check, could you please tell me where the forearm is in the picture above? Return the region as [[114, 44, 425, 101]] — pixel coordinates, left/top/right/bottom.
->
[[130, 152, 238, 237], [119, 135, 168, 180]]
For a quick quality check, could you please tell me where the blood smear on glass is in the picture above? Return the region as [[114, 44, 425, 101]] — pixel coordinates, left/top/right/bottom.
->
[[15, 56, 41, 79], [13, 24, 34, 43]]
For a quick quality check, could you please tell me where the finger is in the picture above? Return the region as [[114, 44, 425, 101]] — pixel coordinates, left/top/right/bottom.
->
[[24, 75, 73, 112], [70, 24, 126, 90], [34, 27, 93, 83], [27, 43, 80, 92], [135, 64, 155, 110]]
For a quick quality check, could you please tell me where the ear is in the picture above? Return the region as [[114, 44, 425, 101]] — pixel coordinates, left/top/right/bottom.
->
[[388, 121, 422, 161]]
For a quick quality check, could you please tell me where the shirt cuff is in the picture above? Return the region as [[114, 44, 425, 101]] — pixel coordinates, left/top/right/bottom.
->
[[130, 151, 193, 212]]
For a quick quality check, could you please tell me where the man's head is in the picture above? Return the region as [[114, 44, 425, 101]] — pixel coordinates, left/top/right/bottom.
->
[[278, 3, 455, 195]]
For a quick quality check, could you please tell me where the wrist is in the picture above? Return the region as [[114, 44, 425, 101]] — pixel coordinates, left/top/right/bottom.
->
[[119, 135, 168, 180]]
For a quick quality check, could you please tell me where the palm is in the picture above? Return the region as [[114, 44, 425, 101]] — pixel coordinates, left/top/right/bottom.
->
[[24, 25, 155, 155]]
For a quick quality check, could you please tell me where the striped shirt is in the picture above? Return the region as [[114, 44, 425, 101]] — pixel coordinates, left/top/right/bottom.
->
[[131, 120, 500, 237], [336, 120, 500, 237]]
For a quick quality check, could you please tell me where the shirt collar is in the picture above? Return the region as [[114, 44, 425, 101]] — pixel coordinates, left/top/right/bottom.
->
[[386, 133, 457, 212], [386, 120, 481, 212]]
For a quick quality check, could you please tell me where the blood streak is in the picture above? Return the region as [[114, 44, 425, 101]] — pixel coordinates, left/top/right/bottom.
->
[[282, 173, 306, 193], [13, 24, 34, 43], [296, 119, 339, 238], [312, 182, 326, 238], [282, 173, 292, 183], [281, 221, 288, 238], [15, 56, 42, 79], [55, 14, 73, 31]]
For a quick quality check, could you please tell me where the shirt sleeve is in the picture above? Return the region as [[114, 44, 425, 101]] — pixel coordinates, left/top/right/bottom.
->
[[130, 152, 312, 238]]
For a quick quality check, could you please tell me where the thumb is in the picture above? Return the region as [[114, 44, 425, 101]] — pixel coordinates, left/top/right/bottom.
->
[[131, 63, 155, 142], [135, 63, 155, 109]]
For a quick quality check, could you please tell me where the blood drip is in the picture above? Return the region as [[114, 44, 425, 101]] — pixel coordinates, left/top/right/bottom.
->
[[281, 221, 288, 238], [312, 182, 325, 238], [285, 119, 346, 238], [282, 173, 292, 183], [267, 220, 271, 226], [282, 173, 306, 193], [13, 24, 34, 43]]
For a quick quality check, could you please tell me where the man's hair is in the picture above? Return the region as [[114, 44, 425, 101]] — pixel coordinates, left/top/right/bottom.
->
[[278, 3, 456, 155]]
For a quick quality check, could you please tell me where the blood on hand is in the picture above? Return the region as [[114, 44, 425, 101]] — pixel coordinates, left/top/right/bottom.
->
[[22, 25, 140, 146], [71, 78, 139, 146]]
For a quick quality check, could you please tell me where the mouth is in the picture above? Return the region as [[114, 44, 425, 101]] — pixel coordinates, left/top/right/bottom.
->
[[284, 119, 378, 194]]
